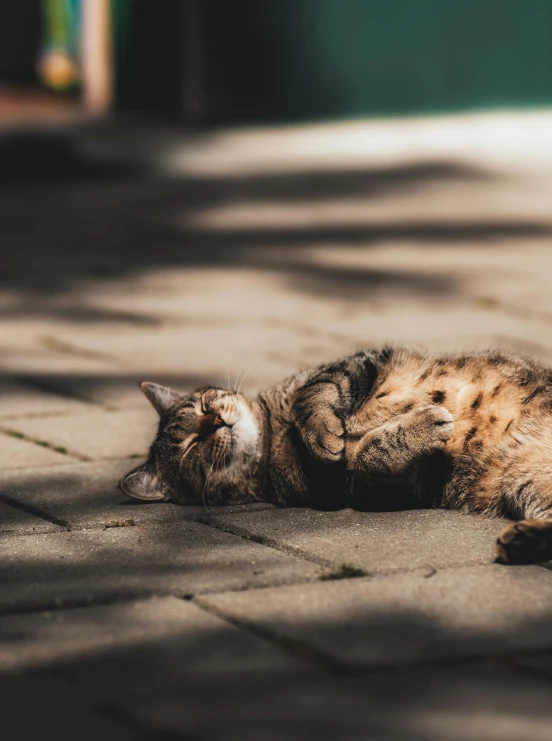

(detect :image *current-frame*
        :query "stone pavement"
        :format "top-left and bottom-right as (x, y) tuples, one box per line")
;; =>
(2, 111), (552, 739)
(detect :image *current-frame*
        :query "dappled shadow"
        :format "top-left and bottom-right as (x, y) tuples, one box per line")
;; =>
(1, 129), (550, 322)
(2, 595), (552, 739)
(10, 370), (209, 406)
(136, 159), (492, 207)
(3, 126), (552, 739)
(2, 458), (552, 738)
(0, 130), (150, 187)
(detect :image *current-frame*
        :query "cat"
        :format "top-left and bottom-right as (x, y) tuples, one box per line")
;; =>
(120, 347), (552, 565)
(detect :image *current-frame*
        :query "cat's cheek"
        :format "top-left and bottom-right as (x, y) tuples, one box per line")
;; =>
(230, 402), (260, 455)
(233, 418), (259, 455)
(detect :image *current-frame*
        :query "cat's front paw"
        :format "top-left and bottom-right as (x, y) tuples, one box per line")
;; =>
(409, 405), (454, 452)
(301, 413), (345, 463)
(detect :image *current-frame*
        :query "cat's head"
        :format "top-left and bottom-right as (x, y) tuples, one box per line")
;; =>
(120, 382), (265, 505)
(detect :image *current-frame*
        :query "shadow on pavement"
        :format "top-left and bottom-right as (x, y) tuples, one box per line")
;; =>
(1, 596), (552, 740)
(1, 129), (550, 315)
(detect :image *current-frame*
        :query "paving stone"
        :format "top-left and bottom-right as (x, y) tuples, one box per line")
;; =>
(0, 379), (92, 419)
(117, 663), (552, 741)
(0, 673), (136, 741)
(0, 521), (321, 610)
(0, 459), (274, 530)
(20, 368), (208, 408)
(7, 407), (159, 460)
(0, 340), (119, 375)
(0, 499), (61, 534)
(0, 595), (297, 677)
(6, 599), (552, 741)
(204, 508), (507, 574)
(201, 564), (552, 668)
(6, 115), (552, 741)
(0, 429), (68, 469)
(14, 599), (552, 741)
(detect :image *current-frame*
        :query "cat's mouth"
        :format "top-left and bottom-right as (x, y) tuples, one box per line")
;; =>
(179, 413), (236, 465)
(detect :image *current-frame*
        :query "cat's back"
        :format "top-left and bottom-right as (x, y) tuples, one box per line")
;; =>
(347, 348), (552, 458)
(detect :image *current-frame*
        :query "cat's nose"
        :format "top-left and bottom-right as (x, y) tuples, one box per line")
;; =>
(198, 413), (230, 437)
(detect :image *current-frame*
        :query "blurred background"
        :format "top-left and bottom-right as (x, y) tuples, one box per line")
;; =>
(4, 4), (552, 739)
(4, 0), (552, 123)
(2, 0), (552, 412)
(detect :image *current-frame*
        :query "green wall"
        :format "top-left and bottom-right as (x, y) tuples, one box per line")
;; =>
(201, 0), (552, 123)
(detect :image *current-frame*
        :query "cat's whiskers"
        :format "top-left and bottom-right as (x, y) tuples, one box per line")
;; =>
(235, 360), (260, 396)
(233, 364), (245, 393)
(202, 461), (215, 512)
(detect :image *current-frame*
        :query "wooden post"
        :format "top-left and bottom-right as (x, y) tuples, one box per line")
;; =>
(81, 0), (113, 116)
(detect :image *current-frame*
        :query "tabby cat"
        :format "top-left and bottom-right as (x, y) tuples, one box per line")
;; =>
(120, 348), (552, 565)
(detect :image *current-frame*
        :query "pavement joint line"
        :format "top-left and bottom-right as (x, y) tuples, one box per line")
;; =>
(0, 494), (70, 531)
(0, 592), (159, 619)
(195, 515), (334, 568)
(0, 503), (279, 536)
(36, 334), (122, 363)
(194, 515), (504, 576)
(93, 703), (207, 741)
(0, 574), (326, 618)
(0, 410), (88, 422)
(190, 595), (514, 678)
(0, 426), (90, 462)
(191, 593), (343, 674)
(14, 375), (109, 408)
(0, 453), (143, 474)
(3, 589), (552, 681)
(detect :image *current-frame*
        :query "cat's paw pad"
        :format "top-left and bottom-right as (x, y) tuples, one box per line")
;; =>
(411, 405), (454, 447)
(496, 520), (552, 564)
(303, 414), (345, 463)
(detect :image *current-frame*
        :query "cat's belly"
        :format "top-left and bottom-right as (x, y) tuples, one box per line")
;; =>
(345, 358), (545, 461)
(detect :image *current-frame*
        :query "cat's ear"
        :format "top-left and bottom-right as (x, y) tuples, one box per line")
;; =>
(140, 381), (181, 415)
(119, 464), (168, 501)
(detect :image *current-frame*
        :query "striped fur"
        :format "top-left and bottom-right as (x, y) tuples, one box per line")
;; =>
(121, 348), (552, 565)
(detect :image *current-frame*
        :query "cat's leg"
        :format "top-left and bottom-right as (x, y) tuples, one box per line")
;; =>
(350, 404), (454, 478)
(496, 518), (552, 564)
(496, 482), (552, 564)
(292, 351), (380, 463)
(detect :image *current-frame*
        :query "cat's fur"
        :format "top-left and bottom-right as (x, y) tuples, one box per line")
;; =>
(120, 347), (552, 565)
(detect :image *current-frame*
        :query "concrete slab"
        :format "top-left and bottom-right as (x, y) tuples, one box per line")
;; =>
(0, 429), (69, 468)
(0, 459), (274, 530)
(6, 407), (158, 460)
(5, 114), (552, 741)
(0, 499), (61, 534)
(0, 379), (92, 419)
(204, 508), (507, 574)
(0, 596), (300, 683)
(116, 662), (552, 741)
(0, 521), (321, 611)
(201, 564), (552, 668)
(18, 368), (208, 408)
(0, 673), (136, 741)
